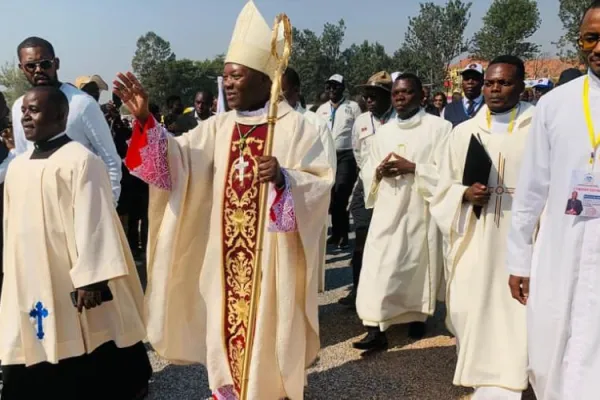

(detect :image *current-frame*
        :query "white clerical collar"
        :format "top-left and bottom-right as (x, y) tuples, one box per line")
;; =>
(588, 69), (600, 91)
(395, 109), (423, 129)
(48, 132), (67, 141)
(236, 102), (269, 117)
(294, 103), (306, 114)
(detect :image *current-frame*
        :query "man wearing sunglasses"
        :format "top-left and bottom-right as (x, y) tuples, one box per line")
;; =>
(507, 1), (600, 399)
(10, 36), (122, 204)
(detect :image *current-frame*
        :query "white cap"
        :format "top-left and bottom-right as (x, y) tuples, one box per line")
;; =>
(391, 71), (401, 81)
(225, 1), (284, 81)
(533, 78), (553, 89)
(461, 63), (484, 75)
(326, 74), (344, 84)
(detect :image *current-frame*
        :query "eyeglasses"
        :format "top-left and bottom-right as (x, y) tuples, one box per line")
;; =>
(578, 33), (600, 52)
(21, 59), (55, 73)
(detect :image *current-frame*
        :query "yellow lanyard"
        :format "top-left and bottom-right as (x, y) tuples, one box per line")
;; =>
(486, 106), (518, 134)
(583, 76), (600, 165)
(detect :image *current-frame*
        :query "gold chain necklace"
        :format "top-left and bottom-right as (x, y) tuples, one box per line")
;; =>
(236, 122), (260, 156)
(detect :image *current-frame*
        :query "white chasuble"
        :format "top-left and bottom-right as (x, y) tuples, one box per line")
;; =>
(356, 110), (450, 330)
(127, 101), (333, 400)
(430, 102), (534, 391)
(298, 104), (337, 294)
(507, 72), (600, 400)
(0, 142), (145, 366)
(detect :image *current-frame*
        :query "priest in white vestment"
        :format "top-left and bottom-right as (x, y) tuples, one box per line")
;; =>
(113, 2), (333, 399)
(506, 5), (600, 399)
(354, 73), (449, 351)
(0, 86), (150, 399)
(431, 55), (534, 399)
(339, 71), (394, 308)
(282, 67), (336, 294)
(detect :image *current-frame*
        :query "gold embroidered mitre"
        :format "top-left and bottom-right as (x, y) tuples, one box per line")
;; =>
(225, 0), (284, 81)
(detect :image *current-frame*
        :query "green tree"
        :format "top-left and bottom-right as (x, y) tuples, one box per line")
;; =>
(0, 61), (31, 106)
(554, 0), (590, 62)
(471, 0), (541, 60)
(290, 20), (347, 102)
(131, 32), (176, 80)
(145, 58), (223, 106)
(403, 0), (472, 89)
(342, 41), (393, 93)
(131, 31), (223, 106)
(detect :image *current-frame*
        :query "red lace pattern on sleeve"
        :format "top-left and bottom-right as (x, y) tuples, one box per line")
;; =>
(124, 116), (171, 190)
(268, 168), (297, 233)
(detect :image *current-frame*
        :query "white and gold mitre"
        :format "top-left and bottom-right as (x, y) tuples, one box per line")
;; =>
(225, 0), (284, 81)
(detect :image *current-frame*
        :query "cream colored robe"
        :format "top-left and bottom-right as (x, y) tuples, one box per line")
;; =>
(430, 103), (534, 391)
(139, 101), (333, 400)
(299, 106), (337, 293)
(356, 110), (449, 330)
(0, 142), (145, 366)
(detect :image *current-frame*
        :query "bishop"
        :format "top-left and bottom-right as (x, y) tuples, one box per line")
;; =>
(114, 2), (333, 399)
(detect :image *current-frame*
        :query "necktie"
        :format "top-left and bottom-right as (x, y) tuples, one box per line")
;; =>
(467, 100), (476, 117)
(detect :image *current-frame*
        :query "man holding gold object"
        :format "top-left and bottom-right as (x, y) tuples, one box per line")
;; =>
(113, 1), (333, 399)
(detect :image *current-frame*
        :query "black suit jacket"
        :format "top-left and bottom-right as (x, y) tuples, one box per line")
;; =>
(171, 113), (199, 136)
(565, 198), (583, 215)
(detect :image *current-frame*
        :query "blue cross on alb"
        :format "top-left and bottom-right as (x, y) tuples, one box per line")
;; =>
(29, 301), (48, 340)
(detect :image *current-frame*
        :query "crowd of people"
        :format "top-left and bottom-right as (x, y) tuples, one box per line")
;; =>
(1, 0), (600, 399)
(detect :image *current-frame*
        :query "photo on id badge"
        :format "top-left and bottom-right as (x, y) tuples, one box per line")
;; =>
(565, 170), (600, 217)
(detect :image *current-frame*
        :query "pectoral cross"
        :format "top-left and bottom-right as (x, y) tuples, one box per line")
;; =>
(235, 155), (249, 183)
(487, 153), (515, 228)
(29, 301), (48, 340)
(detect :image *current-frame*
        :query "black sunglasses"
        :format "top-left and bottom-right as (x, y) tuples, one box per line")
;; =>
(22, 59), (55, 73)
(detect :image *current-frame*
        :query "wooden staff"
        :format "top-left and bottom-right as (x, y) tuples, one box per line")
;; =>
(239, 13), (293, 400)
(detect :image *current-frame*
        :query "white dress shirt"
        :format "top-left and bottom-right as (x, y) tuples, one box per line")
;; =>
(316, 98), (362, 151)
(12, 83), (122, 202)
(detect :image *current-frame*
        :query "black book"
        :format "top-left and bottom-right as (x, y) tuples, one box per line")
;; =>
(462, 134), (492, 219)
(0, 142), (9, 164)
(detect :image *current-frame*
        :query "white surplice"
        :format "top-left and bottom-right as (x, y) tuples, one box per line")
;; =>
(431, 102), (534, 392)
(0, 141), (145, 366)
(297, 104), (337, 293)
(356, 110), (450, 330)
(507, 71), (600, 400)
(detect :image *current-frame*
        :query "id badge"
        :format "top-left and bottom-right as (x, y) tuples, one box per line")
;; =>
(565, 170), (600, 217)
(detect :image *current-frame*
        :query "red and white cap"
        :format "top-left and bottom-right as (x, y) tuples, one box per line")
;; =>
(461, 63), (484, 75)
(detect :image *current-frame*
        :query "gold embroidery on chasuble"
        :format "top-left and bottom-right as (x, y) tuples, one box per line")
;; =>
(487, 153), (515, 228)
(221, 123), (267, 394)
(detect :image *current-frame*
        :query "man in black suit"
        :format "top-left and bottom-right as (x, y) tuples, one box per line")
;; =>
(171, 90), (215, 135)
(565, 191), (584, 215)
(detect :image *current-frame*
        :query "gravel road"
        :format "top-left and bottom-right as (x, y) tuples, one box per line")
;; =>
(0, 233), (533, 399)
(143, 235), (536, 400)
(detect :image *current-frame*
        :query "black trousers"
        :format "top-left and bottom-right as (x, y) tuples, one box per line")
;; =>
(1, 341), (151, 400)
(330, 150), (358, 239)
(0, 182), (4, 295)
(350, 178), (373, 289)
(127, 178), (149, 254)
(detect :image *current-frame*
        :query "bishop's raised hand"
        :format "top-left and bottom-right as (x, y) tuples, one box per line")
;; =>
(113, 72), (150, 123)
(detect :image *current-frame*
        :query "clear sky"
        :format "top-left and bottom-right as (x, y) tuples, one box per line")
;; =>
(1, 0), (563, 92)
